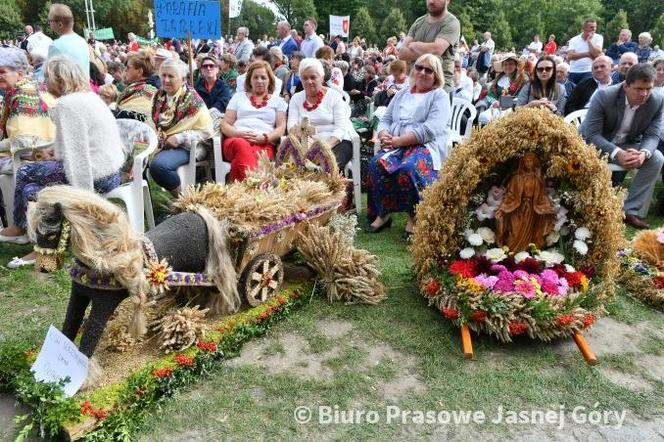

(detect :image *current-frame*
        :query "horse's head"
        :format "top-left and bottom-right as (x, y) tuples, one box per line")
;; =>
(34, 202), (66, 249)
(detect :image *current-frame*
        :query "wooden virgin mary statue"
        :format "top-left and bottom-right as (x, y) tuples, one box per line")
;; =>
(495, 153), (555, 252)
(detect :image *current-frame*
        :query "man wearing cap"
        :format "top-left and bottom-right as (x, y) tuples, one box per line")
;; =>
(399, 0), (460, 93)
(194, 55), (231, 114)
(271, 21), (298, 58)
(566, 18), (604, 85)
(234, 27), (254, 64)
(581, 63), (664, 229)
(47, 3), (89, 75)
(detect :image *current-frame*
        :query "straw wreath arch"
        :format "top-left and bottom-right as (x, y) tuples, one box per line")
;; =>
(412, 108), (624, 342)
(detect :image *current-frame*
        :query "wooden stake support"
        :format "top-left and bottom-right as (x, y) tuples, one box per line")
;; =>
(573, 331), (598, 365)
(460, 323), (473, 359)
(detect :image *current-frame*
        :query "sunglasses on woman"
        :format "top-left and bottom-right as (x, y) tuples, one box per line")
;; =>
(536, 66), (553, 73)
(201, 64), (217, 69)
(414, 64), (434, 75)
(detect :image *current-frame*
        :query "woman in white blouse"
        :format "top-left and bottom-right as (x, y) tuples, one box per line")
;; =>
(287, 58), (353, 170)
(221, 60), (287, 182)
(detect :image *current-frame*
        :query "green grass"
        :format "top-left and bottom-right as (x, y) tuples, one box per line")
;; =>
(1, 196), (663, 440)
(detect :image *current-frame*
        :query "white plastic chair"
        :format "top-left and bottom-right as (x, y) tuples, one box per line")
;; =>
(344, 130), (362, 215)
(449, 97), (477, 146)
(176, 141), (214, 189)
(103, 119), (158, 233)
(212, 134), (231, 184)
(563, 109), (588, 129)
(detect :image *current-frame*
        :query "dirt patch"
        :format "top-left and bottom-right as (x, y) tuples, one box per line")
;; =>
(639, 355), (664, 381)
(317, 320), (353, 339)
(598, 367), (654, 392)
(226, 332), (340, 379)
(550, 317), (642, 357)
(0, 394), (29, 442)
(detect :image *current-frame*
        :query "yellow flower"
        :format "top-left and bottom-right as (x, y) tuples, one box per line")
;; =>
(580, 274), (589, 292)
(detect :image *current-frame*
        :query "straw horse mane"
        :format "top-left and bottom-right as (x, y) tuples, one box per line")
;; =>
(28, 185), (150, 336)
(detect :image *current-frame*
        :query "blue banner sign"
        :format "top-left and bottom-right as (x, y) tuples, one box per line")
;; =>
(155, 0), (222, 39)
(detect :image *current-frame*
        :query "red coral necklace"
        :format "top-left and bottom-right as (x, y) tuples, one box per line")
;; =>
(250, 93), (270, 109)
(303, 89), (325, 111)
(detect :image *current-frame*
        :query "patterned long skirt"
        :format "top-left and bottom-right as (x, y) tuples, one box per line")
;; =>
(13, 160), (121, 229)
(366, 146), (438, 222)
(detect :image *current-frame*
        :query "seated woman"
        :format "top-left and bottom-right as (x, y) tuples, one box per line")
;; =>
(220, 53), (239, 93)
(0, 48), (56, 173)
(515, 55), (566, 114)
(148, 58), (214, 196)
(115, 51), (158, 122)
(194, 55), (231, 115)
(315, 46), (344, 91)
(283, 51), (304, 101)
(477, 53), (528, 125)
(220, 60), (287, 182)
(0, 56), (124, 268)
(287, 58), (354, 171)
(367, 54), (451, 238)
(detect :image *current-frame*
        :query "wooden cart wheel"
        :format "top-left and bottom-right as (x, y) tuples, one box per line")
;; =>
(240, 253), (284, 306)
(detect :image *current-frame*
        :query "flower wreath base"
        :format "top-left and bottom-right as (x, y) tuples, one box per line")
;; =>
(617, 229), (664, 310)
(0, 282), (312, 440)
(412, 108), (624, 363)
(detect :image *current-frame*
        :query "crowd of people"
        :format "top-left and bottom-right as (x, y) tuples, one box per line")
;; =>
(1, 1), (664, 270)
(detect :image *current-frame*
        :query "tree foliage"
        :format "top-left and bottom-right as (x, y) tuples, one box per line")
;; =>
(0, 0), (23, 39)
(653, 13), (664, 48)
(378, 8), (407, 46)
(231, 0), (276, 40)
(273, 0), (316, 31)
(604, 9), (629, 43)
(351, 6), (375, 44)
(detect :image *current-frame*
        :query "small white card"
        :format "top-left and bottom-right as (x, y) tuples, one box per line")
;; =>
(31, 325), (89, 397)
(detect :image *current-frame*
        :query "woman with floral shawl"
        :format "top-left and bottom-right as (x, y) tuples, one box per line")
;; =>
(148, 58), (213, 196)
(115, 51), (158, 122)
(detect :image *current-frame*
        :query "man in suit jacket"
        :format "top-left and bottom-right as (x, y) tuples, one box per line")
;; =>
(234, 27), (254, 64)
(271, 21), (298, 58)
(564, 55), (612, 115)
(581, 63), (664, 229)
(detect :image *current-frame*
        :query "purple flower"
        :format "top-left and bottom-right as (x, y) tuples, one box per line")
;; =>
(494, 271), (515, 292)
(474, 274), (498, 290)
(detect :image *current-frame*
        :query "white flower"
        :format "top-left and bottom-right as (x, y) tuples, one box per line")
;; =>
(554, 207), (568, 231)
(487, 186), (505, 207)
(477, 227), (496, 244)
(475, 203), (495, 221)
(467, 233), (483, 246)
(575, 226), (592, 241)
(460, 248), (475, 259)
(538, 250), (565, 266)
(573, 240), (589, 256)
(485, 247), (507, 262)
(545, 231), (560, 246)
(514, 251), (530, 263)
(564, 264), (576, 273)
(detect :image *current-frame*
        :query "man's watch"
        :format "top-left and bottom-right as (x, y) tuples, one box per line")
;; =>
(641, 149), (652, 160)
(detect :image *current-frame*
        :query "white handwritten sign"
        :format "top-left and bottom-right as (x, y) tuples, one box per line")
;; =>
(31, 326), (89, 397)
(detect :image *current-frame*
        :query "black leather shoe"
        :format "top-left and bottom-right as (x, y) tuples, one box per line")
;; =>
(366, 217), (393, 233)
(624, 213), (650, 229)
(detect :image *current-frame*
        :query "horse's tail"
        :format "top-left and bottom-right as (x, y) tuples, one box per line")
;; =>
(194, 206), (241, 315)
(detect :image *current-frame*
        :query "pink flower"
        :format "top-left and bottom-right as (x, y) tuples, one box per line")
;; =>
(557, 278), (569, 296)
(494, 271), (515, 292)
(541, 279), (559, 295)
(491, 264), (508, 274)
(474, 274), (498, 290)
(513, 270), (529, 280)
(514, 278), (537, 298)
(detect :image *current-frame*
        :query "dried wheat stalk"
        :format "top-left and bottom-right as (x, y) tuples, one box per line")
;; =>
(150, 306), (209, 353)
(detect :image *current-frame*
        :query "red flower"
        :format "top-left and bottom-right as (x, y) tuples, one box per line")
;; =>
(175, 354), (194, 367)
(276, 294), (288, 305)
(555, 314), (575, 327)
(441, 308), (459, 320)
(257, 310), (270, 321)
(565, 271), (584, 288)
(516, 257), (543, 274)
(508, 322), (528, 335)
(80, 401), (93, 415)
(152, 367), (174, 378)
(448, 260), (477, 278)
(470, 310), (488, 322)
(424, 279), (441, 296)
(92, 408), (107, 420)
(196, 341), (217, 352)
(582, 313), (596, 328)
(653, 276), (664, 289)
